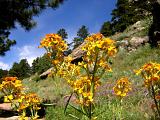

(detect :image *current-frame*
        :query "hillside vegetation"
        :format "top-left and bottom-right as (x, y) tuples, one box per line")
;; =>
(23, 17), (160, 120)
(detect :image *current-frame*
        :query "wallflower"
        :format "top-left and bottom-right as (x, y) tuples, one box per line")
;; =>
(39, 33), (68, 74)
(17, 93), (41, 113)
(0, 77), (23, 102)
(62, 33), (117, 119)
(136, 62), (160, 118)
(107, 46), (117, 56)
(4, 94), (13, 102)
(135, 62), (160, 87)
(39, 33), (67, 51)
(81, 33), (117, 75)
(69, 75), (101, 106)
(113, 77), (132, 97)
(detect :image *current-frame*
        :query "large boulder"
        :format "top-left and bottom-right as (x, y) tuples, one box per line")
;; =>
(0, 103), (12, 111)
(39, 67), (53, 79)
(129, 36), (149, 48)
(70, 42), (86, 64)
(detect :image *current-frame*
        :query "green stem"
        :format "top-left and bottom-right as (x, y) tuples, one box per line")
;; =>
(30, 107), (34, 118)
(89, 103), (92, 120)
(151, 85), (160, 118)
(88, 50), (99, 120)
(90, 51), (99, 94)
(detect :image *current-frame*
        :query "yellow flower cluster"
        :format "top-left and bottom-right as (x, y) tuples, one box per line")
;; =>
(39, 33), (68, 73)
(135, 62), (160, 87)
(82, 33), (117, 56)
(136, 62), (160, 117)
(0, 77), (41, 120)
(72, 76), (100, 106)
(39, 33), (67, 51)
(58, 56), (101, 106)
(40, 33), (117, 119)
(57, 57), (81, 84)
(81, 33), (117, 72)
(17, 93), (41, 112)
(113, 77), (132, 97)
(0, 77), (23, 102)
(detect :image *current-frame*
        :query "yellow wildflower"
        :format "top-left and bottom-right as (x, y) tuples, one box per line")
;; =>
(135, 62), (160, 87)
(113, 77), (132, 97)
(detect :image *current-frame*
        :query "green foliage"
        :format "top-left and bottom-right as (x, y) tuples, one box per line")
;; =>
(0, 31), (16, 56)
(46, 106), (75, 120)
(131, 0), (160, 47)
(32, 57), (40, 74)
(0, 0), (65, 55)
(100, 0), (150, 37)
(111, 0), (146, 32)
(77, 25), (89, 40)
(0, 69), (8, 79)
(32, 54), (52, 74)
(73, 37), (83, 49)
(57, 28), (68, 40)
(73, 25), (89, 49)
(9, 59), (31, 79)
(100, 21), (113, 37)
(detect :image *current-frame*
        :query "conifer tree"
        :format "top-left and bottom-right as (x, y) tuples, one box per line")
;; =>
(0, 0), (65, 55)
(57, 28), (68, 40)
(9, 59), (31, 79)
(73, 25), (89, 49)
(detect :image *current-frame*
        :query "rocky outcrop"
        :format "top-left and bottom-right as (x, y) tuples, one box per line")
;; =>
(129, 36), (149, 48)
(69, 42), (86, 64)
(131, 21), (145, 31)
(39, 67), (53, 79)
(117, 36), (149, 51)
(0, 103), (12, 111)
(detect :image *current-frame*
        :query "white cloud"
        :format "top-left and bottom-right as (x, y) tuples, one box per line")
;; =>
(18, 45), (45, 66)
(0, 61), (10, 70)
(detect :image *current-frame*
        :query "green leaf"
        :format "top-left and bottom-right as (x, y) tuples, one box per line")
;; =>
(69, 104), (87, 116)
(68, 114), (80, 120)
(64, 92), (73, 115)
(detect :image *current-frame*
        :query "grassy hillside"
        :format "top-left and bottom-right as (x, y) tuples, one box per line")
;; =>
(23, 17), (160, 119)
(23, 44), (160, 120)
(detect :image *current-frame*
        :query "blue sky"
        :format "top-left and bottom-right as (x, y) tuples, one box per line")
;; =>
(0, 0), (116, 70)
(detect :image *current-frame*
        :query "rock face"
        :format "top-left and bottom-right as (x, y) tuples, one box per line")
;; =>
(39, 67), (53, 79)
(0, 103), (12, 111)
(131, 21), (145, 31)
(129, 36), (149, 48)
(70, 42), (86, 64)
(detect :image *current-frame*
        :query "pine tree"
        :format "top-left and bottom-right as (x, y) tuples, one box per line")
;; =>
(36, 54), (52, 74)
(31, 54), (52, 74)
(0, 69), (8, 79)
(19, 59), (31, 78)
(100, 0), (149, 36)
(73, 25), (89, 49)
(9, 62), (20, 78)
(111, 0), (146, 32)
(9, 59), (31, 79)
(0, 0), (65, 55)
(57, 28), (68, 40)
(100, 21), (113, 37)
(32, 57), (40, 74)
